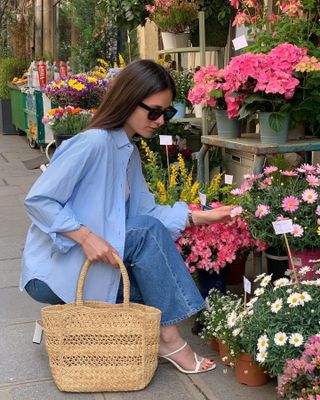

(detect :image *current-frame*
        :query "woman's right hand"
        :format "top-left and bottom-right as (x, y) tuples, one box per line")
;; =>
(81, 231), (120, 267)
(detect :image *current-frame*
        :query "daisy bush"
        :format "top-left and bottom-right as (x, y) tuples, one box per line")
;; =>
(231, 163), (320, 253)
(45, 73), (109, 109)
(237, 272), (320, 377)
(277, 335), (320, 399)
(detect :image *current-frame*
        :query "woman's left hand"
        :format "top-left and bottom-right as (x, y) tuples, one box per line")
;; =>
(191, 205), (234, 226)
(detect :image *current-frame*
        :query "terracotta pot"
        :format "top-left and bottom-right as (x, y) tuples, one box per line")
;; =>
(218, 341), (233, 366)
(210, 337), (219, 352)
(227, 255), (247, 285)
(235, 353), (269, 386)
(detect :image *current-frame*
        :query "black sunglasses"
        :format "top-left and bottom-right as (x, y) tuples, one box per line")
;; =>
(139, 102), (177, 121)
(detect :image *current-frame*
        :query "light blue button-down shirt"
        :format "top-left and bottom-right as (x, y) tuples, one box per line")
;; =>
(20, 128), (189, 303)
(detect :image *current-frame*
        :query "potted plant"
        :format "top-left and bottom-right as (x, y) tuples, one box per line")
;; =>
(187, 65), (241, 138)
(238, 272), (320, 378)
(170, 69), (193, 118)
(277, 335), (320, 399)
(231, 163), (320, 278)
(146, 0), (199, 49)
(223, 43), (309, 143)
(42, 106), (95, 146)
(0, 57), (28, 134)
(44, 73), (109, 109)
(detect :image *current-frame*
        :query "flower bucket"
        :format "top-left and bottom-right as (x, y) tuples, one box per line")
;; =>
(218, 341), (233, 366)
(235, 353), (269, 386)
(226, 255), (247, 285)
(258, 112), (289, 144)
(265, 250), (289, 281)
(210, 338), (220, 352)
(54, 132), (75, 147)
(196, 268), (228, 298)
(172, 102), (186, 119)
(214, 109), (241, 139)
(161, 32), (189, 49)
(291, 248), (320, 280)
(193, 104), (202, 118)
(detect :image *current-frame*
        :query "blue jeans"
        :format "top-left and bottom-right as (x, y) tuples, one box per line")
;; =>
(25, 215), (205, 326)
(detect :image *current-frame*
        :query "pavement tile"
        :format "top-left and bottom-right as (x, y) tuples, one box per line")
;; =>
(0, 258), (20, 288)
(0, 235), (25, 260)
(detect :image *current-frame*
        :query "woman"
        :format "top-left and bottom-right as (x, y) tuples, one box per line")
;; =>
(21, 59), (232, 374)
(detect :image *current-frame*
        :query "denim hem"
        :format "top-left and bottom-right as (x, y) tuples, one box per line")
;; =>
(160, 301), (205, 327)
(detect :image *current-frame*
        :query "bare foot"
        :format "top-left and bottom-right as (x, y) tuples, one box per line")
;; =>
(159, 339), (215, 372)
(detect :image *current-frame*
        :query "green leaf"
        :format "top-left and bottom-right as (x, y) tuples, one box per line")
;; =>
(210, 88), (223, 98)
(269, 113), (286, 132)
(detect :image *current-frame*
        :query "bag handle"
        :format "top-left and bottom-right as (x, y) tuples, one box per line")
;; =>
(75, 253), (130, 307)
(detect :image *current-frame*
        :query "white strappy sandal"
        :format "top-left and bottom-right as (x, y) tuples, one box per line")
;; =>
(159, 341), (216, 374)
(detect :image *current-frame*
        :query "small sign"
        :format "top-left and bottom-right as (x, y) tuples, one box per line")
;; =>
(192, 152), (199, 160)
(225, 174), (233, 185)
(205, 297), (211, 311)
(32, 320), (43, 344)
(159, 135), (173, 145)
(292, 257), (302, 267)
(232, 35), (248, 51)
(272, 219), (293, 235)
(243, 276), (251, 294)
(199, 192), (207, 206)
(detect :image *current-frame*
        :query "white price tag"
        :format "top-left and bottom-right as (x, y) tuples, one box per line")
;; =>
(159, 135), (173, 145)
(205, 297), (211, 311)
(225, 174), (233, 185)
(199, 192), (207, 206)
(232, 35), (248, 51)
(243, 276), (251, 294)
(272, 219), (293, 235)
(32, 320), (43, 344)
(292, 257), (302, 267)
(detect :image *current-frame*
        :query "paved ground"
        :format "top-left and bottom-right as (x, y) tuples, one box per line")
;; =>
(0, 133), (277, 399)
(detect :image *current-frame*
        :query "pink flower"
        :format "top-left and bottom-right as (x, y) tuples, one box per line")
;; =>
(297, 163), (316, 173)
(316, 205), (320, 216)
(281, 170), (298, 176)
(232, 11), (250, 27)
(291, 224), (304, 237)
(264, 166), (278, 174)
(306, 175), (319, 187)
(255, 204), (270, 218)
(229, 0), (239, 9)
(282, 195), (299, 212)
(302, 188), (318, 204)
(230, 206), (243, 217)
(281, 0), (303, 17)
(230, 188), (244, 196)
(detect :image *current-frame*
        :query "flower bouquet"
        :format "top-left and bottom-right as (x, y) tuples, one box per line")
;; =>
(277, 335), (320, 399)
(146, 0), (199, 34)
(170, 69), (193, 106)
(44, 74), (109, 109)
(42, 107), (94, 136)
(231, 163), (320, 255)
(237, 272), (320, 377)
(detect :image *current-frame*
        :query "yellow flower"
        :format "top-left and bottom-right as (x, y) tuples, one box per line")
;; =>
(190, 181), (200, 203)
(207, 173), (223, 198)
(157, 181), (167, 205)
(87, 76), (97, 83)
(68, 79), (78, 86)
(97, 58), (109, 68)
(52, 81), (65, 87)
(141, 139), (156, 164)
(178, 153), (187, 179)
(118, 54), (126, 68)
(169, 164), (178, 187)
(317, 226), (320, 236)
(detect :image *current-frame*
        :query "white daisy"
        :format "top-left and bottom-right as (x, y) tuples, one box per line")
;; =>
(254, 273), (266, 282)
(256, 352), (267, 363)
(227, 311), (237, 328)
(257, 335), (269, 352)
(299, 291), (312, 304)
(289, 333), (303, 347)
(260, 275), (272, 287)
(271, 298), (283, 313)
(274, 278), (290, 288)
(299, 266), (311, 275)
(254, 288), (265, 297)
(232, 328), (241, 337)
(287, 293), (301, 307)
(274, 332), (288, 346)
(246, 297), (258, 308)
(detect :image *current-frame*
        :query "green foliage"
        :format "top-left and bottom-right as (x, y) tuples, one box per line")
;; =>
(52, 112), (92, 135)
(152, 2), (198, 33)
(98, 0), (151, 30)
(0, 58), (28, 99)
(170, 69), (193, 105)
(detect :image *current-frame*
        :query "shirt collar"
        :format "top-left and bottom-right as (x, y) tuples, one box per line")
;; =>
(110, 128), (131, 149)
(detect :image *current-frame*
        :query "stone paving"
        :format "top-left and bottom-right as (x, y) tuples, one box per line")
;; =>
(0, 133), (277, 399)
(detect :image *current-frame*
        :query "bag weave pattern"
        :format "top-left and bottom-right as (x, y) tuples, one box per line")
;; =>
(41, 256), (161, 392)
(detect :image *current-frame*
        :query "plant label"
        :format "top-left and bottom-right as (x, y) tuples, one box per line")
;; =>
(272, 219), (293, 235)
(199, 192), (207, 206)
(243, 276), (251, 294)
(32, 320), (43, 344)
(225, 174), (233, 184)
(192, 152), (199, 160)
(232, 35), (248, 51)
(159, 135), (173, 145)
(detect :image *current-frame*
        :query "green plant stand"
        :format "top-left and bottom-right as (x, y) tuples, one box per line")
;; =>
(24, 90), (45, 148)
(8, 83), (27, 133)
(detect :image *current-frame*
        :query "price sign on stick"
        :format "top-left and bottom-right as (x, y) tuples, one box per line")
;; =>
(199, 192), (207, 206)
(232, 35), (248, 51)
(225, 174), (233, 185)
(272, 219), (300, 288)
(243, 276), (251, 306)
(159, 135), (173, 186)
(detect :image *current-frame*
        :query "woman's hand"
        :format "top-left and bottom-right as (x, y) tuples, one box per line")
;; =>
(191, 205), (234, 226)
(61, 227), (120, 267)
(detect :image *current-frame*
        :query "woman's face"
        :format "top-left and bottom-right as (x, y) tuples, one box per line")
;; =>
(123, 89), (173, 139)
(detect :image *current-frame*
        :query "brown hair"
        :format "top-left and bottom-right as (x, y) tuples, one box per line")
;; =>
(87, 59), (176, 130)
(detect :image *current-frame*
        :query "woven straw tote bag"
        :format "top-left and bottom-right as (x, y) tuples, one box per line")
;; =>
(41, 254), (161, 392)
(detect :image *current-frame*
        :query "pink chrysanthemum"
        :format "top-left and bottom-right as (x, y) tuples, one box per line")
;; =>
(264, 166), (278, 174)
(277, 215), (289, 221)
(297, 163), (316, 173)
(230, 206), (243, 217)
(282, 196), (299, 212)
(302, 188), (318, 204)
(306, 175), (319, 187)
(230, 188), (244, 196)
(255, 204), (270, 218)
(281, 170), (298, 176)
(316, 205), (320, 216)
(291, 224), (304, 237)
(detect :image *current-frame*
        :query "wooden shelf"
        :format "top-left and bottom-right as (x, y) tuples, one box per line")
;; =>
(158, 46), (223, 55)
